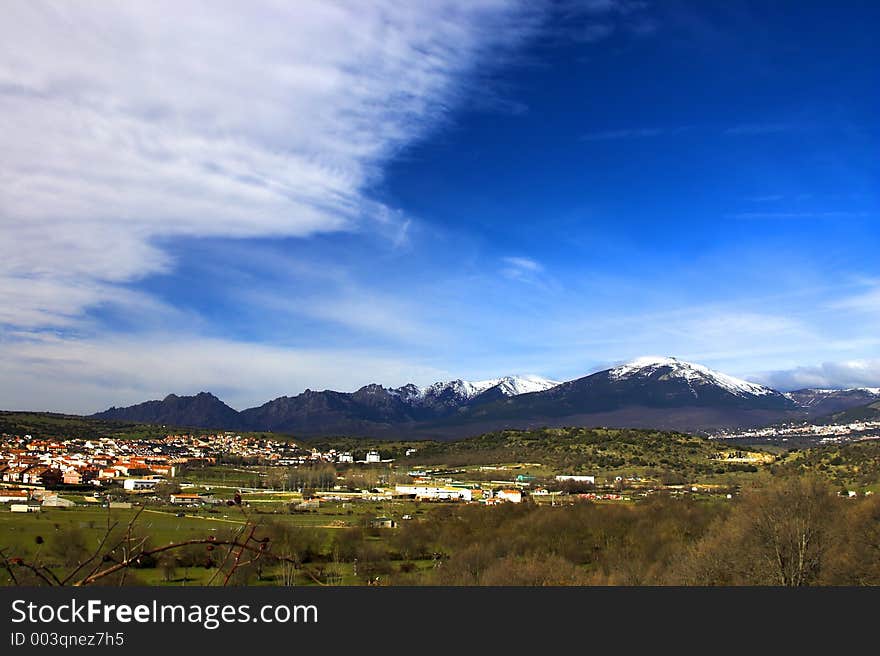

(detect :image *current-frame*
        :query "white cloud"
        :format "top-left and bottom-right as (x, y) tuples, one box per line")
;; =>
(0, 1), (540, 328)
(755, 360), (880, 391)
(0, 332), (451, 413)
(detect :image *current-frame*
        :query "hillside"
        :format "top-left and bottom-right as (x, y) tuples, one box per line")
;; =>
(772, 438), (880, 489)
(0, 411), (279, 442)
(816, 399), (880, 425)
(0, 411), (179, 441)
(93, 392), (243, 429)
(318, 426), (770, 483)
(785, 388), (880, 416)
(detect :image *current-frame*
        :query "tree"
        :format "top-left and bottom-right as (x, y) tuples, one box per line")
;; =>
(677, 477), (839, 586)
(824, 494), (880, 585)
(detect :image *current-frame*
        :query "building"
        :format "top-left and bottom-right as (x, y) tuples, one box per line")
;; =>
(62, 469), (86, 485)
(10, 504), (40, 513)
(365, 451), (381, 464)
(395, 485), (472, 501)
(0, 490), (30, 503)
(148, 464), (176, 477)
(42, 495), (75, 508)
(169, 493), (203, 505)
(3, 465), (29, 482)
(122, 478), (158, 491)
(337, 452), (354, 464)
(555, 475), (596, 485)
(369, 516), (397, 528)
(496, 489), (523, 503)
(22, 466), (60, 486)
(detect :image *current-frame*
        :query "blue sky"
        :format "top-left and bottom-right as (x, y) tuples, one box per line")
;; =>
(1, 1), (879, 412)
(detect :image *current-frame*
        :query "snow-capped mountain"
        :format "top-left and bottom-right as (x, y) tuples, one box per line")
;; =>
(93, 357), (874, 438)
(784, 387), (880, 416)
(459, 355), (797, 423)
(399, 375), (559, 405)
(608, 356), (776, 399)
(226, 374), (560, 435)
(492, 374), (562, 396)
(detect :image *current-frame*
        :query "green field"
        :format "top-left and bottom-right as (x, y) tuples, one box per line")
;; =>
(0, 498), (445, 586)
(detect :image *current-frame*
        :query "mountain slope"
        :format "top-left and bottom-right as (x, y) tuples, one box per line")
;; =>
(92, 392), (242, 429)
(815, 399), (880, 425)
(238, 385), (417, 434)
(784, 388), (880, 417)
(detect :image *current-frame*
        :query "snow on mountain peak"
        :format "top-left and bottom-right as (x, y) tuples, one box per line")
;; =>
(609, 356), (775, 398)
(401, 374), (560, 402)
(492, 374), (562, 396)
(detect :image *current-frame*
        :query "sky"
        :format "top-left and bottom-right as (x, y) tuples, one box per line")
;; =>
(1, 0), (879, 413)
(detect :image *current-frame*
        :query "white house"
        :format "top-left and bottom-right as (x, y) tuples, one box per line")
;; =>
(365, 451), (381, 463)
(122, 478), (158, 491)
(496, 489), (523, 503)
(42, 495), (75, 508)
(169, 493), (203, 505)
(395, 485), (472, 501)
(555, 475), (596, 485)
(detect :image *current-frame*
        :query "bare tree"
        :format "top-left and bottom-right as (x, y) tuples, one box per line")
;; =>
(677, 476), (839, 586)
(0, 506), (313, 587)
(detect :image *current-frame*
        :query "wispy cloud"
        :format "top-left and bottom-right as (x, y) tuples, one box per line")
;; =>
(830, 285), (880, 315)
(730, 211), (871, 220)
(501, 256), (544, 281)
(580, 121), (827, 143)
(0, 1), (541, 329)
(580, 123), (699, 141)
(744, 195), (786, 203)
(581, 127), (667, 141)
(723, 122), (808, 136)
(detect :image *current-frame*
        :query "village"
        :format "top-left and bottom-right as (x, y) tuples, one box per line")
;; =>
(710, 419), (880, 445)
(0, 429), (682, 518)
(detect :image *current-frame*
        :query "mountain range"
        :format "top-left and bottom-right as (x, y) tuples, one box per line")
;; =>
(90, 357), (880, 439)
